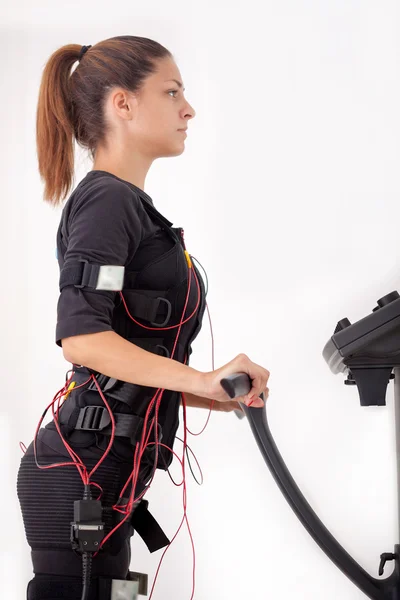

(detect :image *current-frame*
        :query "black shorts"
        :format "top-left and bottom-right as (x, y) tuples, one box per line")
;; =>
(17, 428), (154, 599)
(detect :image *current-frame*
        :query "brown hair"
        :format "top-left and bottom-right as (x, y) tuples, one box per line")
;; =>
(36, 35), (172, 207)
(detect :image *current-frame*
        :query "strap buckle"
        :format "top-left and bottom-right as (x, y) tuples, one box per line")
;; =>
(74, 258), (125, 291)
(74, 259), (93, 289)
(150, 297), (172, 327)
(75, 406), (111, 431)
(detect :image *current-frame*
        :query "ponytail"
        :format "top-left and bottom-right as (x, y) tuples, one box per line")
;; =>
(36, 44), (81, 207)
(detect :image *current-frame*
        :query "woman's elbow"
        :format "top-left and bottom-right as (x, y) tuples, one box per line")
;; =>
(61, 331), (113, 364)
(61, 336), (83, 364)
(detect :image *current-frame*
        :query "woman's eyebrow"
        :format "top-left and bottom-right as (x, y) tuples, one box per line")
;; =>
(165, 79), (185, 90)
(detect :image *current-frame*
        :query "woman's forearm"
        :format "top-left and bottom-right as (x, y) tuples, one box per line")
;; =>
(181, 392), (243, 414)
(181, 392), (218, 410)
(62, 331), (241, 413)
(61, 330), (204, 396)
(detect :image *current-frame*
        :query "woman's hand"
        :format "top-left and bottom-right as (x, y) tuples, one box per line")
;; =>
(197, 353), (270, 408)
(217, 388), (269, 413)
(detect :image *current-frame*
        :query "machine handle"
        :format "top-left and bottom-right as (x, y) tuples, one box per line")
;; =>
(221, 372), (262, 420)
(221, 372), (252, 397)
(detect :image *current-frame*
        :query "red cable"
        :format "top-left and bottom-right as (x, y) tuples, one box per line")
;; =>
(33, 376), (90, 481)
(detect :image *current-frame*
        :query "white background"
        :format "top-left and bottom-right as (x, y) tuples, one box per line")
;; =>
(2, 1), (400, 599)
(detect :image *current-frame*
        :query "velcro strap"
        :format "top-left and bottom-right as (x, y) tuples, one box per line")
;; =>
(60, 261), (141, 292)
(70, 361), (167, 412)
(131, 500), (170, 553)
(75, 406), (146, 445)
(59, 260), (125, 292)
(59, 260), (100, 291)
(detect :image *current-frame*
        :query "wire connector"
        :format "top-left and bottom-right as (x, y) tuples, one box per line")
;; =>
(184, 250), (192, 268)
(70, 497), (105, 553)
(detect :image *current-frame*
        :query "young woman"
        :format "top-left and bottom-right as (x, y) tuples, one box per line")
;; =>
(17, 35), (270, 600)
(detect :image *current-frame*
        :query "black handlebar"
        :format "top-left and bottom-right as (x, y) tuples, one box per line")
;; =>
(221, 372), (254, 398)
(221, 372), (260, 420)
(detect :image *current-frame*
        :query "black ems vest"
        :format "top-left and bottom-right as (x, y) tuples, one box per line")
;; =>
(49, 197), (207, 471)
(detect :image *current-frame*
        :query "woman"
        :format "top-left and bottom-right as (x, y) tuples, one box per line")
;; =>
(17, 35), (270, 600)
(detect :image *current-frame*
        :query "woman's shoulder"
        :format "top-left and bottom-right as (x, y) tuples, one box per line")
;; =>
(59, 170), (152, 231)
(74, 171), (146, 211)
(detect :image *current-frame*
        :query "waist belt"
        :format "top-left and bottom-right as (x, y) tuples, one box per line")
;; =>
(74, 404), (157, 446)
(58, 367), (163, 448)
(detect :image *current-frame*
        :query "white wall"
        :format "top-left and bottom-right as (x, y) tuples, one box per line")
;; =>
(2, 1), (400, 599)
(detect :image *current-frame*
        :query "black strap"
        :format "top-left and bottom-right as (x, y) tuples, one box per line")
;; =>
(70, 353), (169, 413)
(131, 499), (170, 552)
(59, 260), (140, 292)
(59, 259), (101, 291)
(74, 406), (150, 446)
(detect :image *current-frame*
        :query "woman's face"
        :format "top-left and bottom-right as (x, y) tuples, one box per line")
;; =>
(105, 56), (196, 159)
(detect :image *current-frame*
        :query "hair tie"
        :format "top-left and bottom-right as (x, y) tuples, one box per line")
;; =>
(78, 45), (92, 62)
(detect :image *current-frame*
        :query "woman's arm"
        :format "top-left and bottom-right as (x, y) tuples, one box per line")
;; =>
(181, 392), (243, 413)
(62, 330), (204, 396)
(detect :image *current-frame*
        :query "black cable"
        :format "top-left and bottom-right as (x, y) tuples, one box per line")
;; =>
(81, 551), (92, 600)
(190, 255), (208, 296)
(81, 484), (93, 600)
(174, 435), (203, 485)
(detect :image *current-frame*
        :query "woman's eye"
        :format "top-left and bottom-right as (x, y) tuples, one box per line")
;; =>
(168, 89), (179, 97)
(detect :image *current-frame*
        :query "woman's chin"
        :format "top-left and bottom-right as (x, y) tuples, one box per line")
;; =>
(164, 142), (186, 157)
